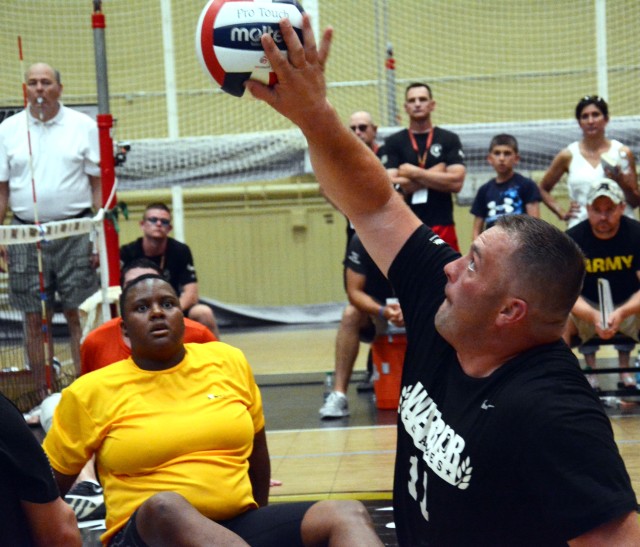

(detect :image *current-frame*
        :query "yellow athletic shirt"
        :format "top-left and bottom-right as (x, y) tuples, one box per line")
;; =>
(43, 342), (265, 544)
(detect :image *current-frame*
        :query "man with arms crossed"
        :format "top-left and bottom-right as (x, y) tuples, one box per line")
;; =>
(247, 15), (640, 545)
(382, 82), (466, 251)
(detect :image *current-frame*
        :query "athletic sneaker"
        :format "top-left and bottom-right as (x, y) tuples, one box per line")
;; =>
(319, 391), (349, 419)
(617, 373), (637, 390)
(64, 481), (106, 521)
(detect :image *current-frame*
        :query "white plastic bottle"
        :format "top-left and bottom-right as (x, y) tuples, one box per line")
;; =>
(619, 150), (631, 175)
(323, 372), (333, 400)
(386, 297), (403, 336)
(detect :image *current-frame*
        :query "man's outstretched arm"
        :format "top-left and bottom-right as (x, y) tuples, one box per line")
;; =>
(246, 16), (420, 276)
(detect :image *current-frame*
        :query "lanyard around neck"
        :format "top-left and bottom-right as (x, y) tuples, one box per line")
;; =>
(408, 129), (434, 168)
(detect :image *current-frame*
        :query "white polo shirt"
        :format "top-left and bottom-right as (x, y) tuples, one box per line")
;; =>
(0, 104), (100, 222)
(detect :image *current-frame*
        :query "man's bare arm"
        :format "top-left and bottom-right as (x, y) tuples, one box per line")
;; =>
(569, 511), (640, 546)
(89, 175), (102, 212)
(0, 181), (9, 224)
(179, 282), (200, 311)
(21, 497), (82, 547)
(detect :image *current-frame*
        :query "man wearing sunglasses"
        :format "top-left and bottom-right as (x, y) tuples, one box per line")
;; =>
(120, 202), (219, 337)
(343, 111), (382, 245)
(348, 112), (379, 155)
(322, 111), (382, 406)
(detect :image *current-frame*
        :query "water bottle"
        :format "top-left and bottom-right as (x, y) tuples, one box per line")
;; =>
(323, 372), (333, 401)
(385, 297), (403, 337)
(619, 151), (631, 175)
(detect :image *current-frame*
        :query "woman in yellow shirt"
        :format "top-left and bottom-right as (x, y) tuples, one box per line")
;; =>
(44, 274), (381, 546)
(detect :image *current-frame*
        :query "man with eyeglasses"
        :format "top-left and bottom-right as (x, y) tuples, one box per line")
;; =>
(381, 83), (466, 251)
(348, 111), (379, 155)
(564, 178), (640, 391)
(120, 202), (219, 337)
(342, 112), (382, 248)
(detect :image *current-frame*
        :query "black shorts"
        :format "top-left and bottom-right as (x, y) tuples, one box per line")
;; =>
(109, 502), (315, 547)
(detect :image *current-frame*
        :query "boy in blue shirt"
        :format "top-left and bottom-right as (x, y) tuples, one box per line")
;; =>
(471, 134), (541, 239)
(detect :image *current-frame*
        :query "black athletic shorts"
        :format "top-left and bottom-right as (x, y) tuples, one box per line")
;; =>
(109, 501), (315, 547)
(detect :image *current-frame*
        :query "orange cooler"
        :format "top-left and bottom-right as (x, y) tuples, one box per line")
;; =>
(371, 334), (407, 409)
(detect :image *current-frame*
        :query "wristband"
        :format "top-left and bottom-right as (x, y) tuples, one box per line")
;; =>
(378, 306), (385, 318)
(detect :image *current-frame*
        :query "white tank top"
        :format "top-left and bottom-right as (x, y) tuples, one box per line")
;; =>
(566, 139), (635, 227)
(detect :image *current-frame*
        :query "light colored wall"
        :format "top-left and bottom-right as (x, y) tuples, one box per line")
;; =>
(117, 180), (348, 305)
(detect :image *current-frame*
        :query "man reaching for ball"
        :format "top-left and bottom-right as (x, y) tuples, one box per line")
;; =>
(246, 14), (640, 546)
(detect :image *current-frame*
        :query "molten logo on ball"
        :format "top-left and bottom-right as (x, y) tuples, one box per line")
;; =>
(228, 24), (284, 47)
(196, 0), (305, 98)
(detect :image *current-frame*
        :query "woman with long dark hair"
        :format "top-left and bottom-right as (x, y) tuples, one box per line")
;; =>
(539, 95), (639, 227)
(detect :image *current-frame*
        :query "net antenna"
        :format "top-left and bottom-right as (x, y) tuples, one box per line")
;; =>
(17, 36), (53, 394)
(92, 0), (121, 322)
(385, 42), (397, 126)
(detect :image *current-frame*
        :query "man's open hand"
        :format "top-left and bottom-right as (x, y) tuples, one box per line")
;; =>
(246, 15), (333, 132)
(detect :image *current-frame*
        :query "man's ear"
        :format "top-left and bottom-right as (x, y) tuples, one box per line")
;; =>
(496, 297), (527, 327)
(120, 319), (128, 339)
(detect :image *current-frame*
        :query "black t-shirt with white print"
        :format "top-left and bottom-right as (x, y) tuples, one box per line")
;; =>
(388, 224), (636, 546)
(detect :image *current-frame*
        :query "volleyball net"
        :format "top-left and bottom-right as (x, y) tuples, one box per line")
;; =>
(0, 216), (107, 412)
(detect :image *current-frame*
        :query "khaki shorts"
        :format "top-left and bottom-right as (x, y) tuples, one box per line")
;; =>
(570, 300), (640, 353)
(8, 231), (98, 313)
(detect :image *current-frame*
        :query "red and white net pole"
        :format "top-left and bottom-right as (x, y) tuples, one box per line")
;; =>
(92, 1), (120, 317)
(385, 42), (398, 126)
(17, 36), (53, 393)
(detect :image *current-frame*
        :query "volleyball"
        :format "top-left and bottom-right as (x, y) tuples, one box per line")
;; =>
(196, 0), (305, 98)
